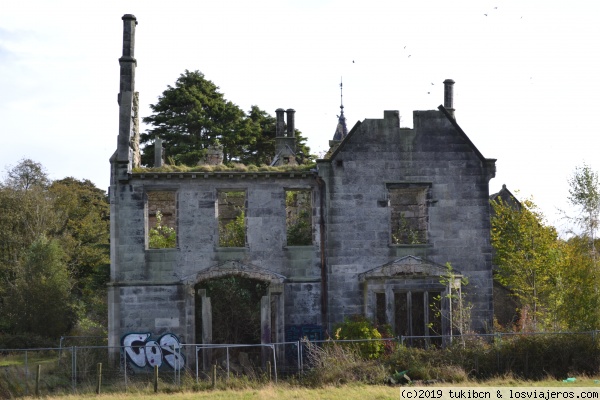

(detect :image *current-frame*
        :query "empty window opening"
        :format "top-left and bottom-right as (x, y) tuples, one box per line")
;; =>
(147, 191), (177, 249)
(389, 186), (428, 245)
(218, 190), (246, 247)
(285, 190), (312, 245)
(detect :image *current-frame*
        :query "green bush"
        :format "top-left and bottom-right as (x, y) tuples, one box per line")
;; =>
(149, 210), (176, 248)
(333, 315), (385, 359)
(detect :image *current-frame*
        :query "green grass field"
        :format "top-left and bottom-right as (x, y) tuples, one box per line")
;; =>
(18, 377), (600, 400)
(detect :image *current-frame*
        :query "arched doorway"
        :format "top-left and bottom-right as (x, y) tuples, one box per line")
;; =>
(192, 261), (286, 369)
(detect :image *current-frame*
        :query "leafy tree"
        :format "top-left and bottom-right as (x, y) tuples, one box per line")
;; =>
(141, 70), (248, 165)
(49, 178), (110, 324)
(0, 160), (58, 280)
(0, 235), (76, 338)
(429, 263), (472, 342)
(558, 236), (600, 330)
(567, 163), (600, 255)
(141, 70), (312, 167)
(242, 105), (276, 166)
(0, 161), (110, 337)
(491, 197), (562, 330)
(2, 158), (49, 191)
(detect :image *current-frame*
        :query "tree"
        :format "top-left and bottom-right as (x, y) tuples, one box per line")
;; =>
(141, 70), (313, 167)
(0, 235), (76, 338)
(491, 197), (563, 330)
(2, 158), (49, 191)
(242, 105), (276, 166)
(0, 160), (58, 280)
(0, 162), (110, 337)
(49, 178), (110, 324)
(558, 236), (600, 330)
(567, 163), (600, 255)
(141, 70), (248, 166)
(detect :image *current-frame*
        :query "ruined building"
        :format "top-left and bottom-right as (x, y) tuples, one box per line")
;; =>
(109, 15), (496, 368)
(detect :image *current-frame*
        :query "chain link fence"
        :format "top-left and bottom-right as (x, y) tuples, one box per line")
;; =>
(2, 331), (600, 396)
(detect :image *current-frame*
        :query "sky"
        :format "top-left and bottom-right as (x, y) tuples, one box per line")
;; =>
(1, 0), (599, 235)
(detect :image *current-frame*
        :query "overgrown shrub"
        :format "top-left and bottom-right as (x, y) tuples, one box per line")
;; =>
(149, 210), (176, 248)
(387, 334), (600, 382)
(302, 340), (387, 387)
(333, 315), (385, 359)
(0, 333), (57, 350)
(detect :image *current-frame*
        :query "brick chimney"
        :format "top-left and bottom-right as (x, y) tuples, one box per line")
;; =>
(443, 79), (455, 119)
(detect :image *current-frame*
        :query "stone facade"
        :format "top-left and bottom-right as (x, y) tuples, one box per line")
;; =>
(109, 15), (497, 362)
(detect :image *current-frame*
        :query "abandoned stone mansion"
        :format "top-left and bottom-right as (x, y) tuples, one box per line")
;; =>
(109, 15), (496, 366)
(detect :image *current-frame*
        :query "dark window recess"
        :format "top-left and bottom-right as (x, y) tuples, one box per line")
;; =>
(389, 187), (428, 244)
(376, 293), (387, 326)
(285, 190), (312, 245)
(218, 190), (246, 247)
(147, 191), (177, 249)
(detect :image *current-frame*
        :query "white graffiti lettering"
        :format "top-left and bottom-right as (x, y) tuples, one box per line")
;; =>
(121, 332), (185, 370)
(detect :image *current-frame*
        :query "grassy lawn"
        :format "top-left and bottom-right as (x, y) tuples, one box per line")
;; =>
(24, 384), (399, 400)
(18, 378), (600, 400)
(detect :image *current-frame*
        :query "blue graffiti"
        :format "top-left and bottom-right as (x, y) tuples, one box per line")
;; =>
(121, 332), (185, 370)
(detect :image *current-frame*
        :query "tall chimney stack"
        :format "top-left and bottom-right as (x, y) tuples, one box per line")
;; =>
(443, 79), (455, 119)
(286, 109), (295, 137)
(116, 14), (138, 177)
(275, 108), (285, 137)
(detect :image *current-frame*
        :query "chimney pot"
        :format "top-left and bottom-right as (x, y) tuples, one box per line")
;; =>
(443, 79), (455, 118)
(286, 109), (295, 137)
(275, 108), (285, 137)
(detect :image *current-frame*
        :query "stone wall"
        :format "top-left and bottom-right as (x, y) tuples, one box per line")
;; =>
(317, 108), (495, 333)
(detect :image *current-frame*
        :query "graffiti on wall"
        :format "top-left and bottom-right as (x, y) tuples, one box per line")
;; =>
(121, 332), (185, 370)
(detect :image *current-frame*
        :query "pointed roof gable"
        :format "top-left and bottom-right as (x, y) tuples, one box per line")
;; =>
(438, 105), (497, 169)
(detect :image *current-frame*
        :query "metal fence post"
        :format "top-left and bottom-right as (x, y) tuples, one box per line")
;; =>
(123, 347), (128, 390)
(195, 345), (199, 384)
(272, 344), (277, 384)
(296, 341), (300, 373)
(24, 350), (29, 396)
(226, 346), (230, 381)
(71, 346), (77, 392)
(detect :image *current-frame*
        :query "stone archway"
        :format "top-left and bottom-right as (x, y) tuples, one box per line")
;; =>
(189, 261), (286, 368)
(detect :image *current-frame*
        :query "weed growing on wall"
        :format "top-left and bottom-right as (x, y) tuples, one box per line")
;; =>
(149, 210), (176, 248)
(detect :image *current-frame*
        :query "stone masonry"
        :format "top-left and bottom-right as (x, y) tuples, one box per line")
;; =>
(109, 15), (496, 364)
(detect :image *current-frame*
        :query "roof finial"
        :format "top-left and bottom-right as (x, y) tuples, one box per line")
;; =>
(332, 77), (348, 141)
(340, 77), (344, 112)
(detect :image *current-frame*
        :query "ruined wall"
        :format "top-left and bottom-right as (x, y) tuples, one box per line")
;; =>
(317, 109), (495, 333)
(109, 172), (323, 347)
